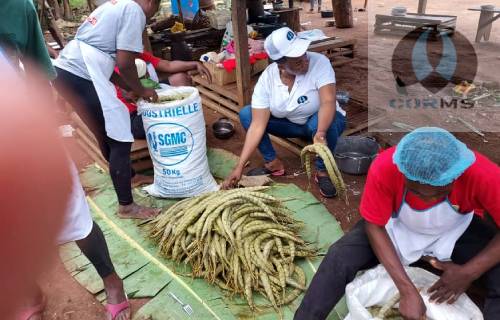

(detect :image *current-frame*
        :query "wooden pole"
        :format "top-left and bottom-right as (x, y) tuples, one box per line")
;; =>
(231, 0), (252, 106)
(417, 0), (427, 14)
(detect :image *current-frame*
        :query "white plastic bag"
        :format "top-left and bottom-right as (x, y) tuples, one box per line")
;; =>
(298, 29), (328, 41)
(138, 86), (218, 198)
(221, 21), (254, 50)
(345, 265), (483, 320)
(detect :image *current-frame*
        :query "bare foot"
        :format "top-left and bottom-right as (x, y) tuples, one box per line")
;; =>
(118, 203), (160, 219)
(264, 158), (285, 172)
(131, 174), (153, 188)
(103, 273), (130, 320)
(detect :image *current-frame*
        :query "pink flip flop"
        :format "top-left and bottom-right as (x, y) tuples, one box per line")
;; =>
(270, 168), (285, 177)
(18, 295), (46, 320)
(106, 300), (130, 320)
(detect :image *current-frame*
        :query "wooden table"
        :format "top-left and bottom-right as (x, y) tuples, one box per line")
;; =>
(374, 13), (457, 38)
(469, 6), (500, 42)
(309, 37), (357, 67)
(270, 7), (302, 32)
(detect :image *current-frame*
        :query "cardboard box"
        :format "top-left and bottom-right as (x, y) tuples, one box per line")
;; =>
(204, 59), (269, 86)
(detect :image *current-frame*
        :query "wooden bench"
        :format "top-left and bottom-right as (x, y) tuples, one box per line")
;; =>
(308, 37), (357, 67)
(469, 6), (500, 42)
(70, 112), (153, 172)
(374, 13), (457, 38)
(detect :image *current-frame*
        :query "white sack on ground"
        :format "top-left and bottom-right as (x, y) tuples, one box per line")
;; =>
(345, 264), (483, 320)
(138, 86), (218, 198)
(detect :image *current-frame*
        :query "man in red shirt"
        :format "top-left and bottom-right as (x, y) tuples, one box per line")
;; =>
(116, 50), (212, 139)
(296, 127), (500, 320)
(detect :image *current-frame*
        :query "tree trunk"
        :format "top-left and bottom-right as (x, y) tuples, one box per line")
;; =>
(86, 0), (95, 11)
(47, 0), (62, 20)
(62, 0), (73, 20)
(332, 0), (353, 28)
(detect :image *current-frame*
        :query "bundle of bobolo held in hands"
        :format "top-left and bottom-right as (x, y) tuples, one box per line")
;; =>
(146, 187), (317, 311)
(301, 143), (347, 202)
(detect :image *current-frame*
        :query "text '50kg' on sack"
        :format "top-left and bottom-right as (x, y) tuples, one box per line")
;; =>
(138, 86), (218, 198)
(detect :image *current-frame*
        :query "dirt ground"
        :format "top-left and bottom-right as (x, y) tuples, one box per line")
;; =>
(41, 1), (499, 318)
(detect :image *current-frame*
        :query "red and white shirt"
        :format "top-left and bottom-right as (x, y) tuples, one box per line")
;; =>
(360, 146), (500, 227)
(115, 51), (161, 113)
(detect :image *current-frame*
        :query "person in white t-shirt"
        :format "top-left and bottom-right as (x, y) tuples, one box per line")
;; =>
(53, 0), (161, 220)
(222, 27), (346, 198)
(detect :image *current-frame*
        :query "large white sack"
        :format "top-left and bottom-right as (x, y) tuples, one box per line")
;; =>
(138, 86), (218, 198)
(345, 265), (483, 320)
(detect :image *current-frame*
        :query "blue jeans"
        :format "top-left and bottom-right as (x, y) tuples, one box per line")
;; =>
(239, 105), (346, 171)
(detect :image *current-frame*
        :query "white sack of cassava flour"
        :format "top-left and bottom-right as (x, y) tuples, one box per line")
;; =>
(138, 85), (218, 198)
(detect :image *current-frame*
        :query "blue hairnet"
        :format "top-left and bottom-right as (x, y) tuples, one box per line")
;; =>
(393, 127), (476, 186)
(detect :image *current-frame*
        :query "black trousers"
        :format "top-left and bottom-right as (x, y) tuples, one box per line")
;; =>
(54, 67), (134, 205)
(75, 222), (114, 278)
(130, 112), (145, 140)
(295, 216), (500, 320)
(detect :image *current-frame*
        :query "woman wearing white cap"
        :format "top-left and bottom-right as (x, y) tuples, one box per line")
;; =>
(222, 27), (346, 198)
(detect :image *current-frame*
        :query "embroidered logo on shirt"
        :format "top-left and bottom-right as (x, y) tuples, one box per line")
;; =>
(287, 31), (294, 41)
(87, 16), (98, 25)
(297, 95), (309, 104)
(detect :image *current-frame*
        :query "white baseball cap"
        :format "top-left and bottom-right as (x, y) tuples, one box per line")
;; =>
(264, 27), (311, 60)
(135, 59), (147, 78)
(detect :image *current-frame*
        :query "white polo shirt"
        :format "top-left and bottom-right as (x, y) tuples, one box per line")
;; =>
(252, 52), (345, 125)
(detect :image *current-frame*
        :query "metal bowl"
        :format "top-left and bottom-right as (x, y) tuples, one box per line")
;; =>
(212, 117), (235, 140)
(321, 10), (334, 18)
(334, 136), (380, 175)
(336, 90), (351, 107)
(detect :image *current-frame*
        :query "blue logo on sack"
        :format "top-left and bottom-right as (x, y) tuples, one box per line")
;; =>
(286, 31), (294, 41)
(146, 122), (194, 166)
(297, 95), (308, 104)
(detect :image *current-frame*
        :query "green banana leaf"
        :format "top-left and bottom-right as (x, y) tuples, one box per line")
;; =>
(141, 78), (162, 89)
(61, 148), (347, 320)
